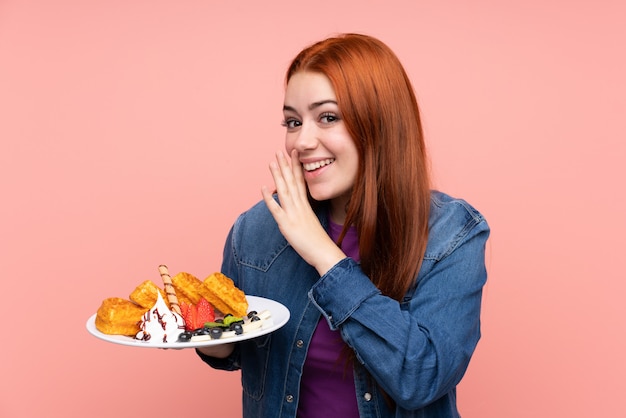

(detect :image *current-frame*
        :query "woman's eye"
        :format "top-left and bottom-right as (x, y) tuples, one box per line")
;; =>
(319, 113), (339, 124)
(281, 118), (301, 129)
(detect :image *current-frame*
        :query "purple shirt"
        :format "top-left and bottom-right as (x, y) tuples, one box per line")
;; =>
(297, 219), (360, 418)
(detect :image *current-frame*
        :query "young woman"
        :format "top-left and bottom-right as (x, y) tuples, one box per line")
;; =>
(197, 33), (490, 418)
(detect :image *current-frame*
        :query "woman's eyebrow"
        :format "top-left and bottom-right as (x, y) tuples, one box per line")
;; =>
(282, 100), (338, 113)
(309, 100), (337, 110)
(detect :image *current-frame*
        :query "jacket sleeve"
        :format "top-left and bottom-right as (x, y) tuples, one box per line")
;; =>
(308, 215), (490, 410)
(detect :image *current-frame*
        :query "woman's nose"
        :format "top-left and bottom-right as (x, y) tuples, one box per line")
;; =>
(292, 122), (318, 151)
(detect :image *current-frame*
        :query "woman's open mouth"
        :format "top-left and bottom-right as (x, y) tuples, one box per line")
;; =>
(302, 158), (335, 172)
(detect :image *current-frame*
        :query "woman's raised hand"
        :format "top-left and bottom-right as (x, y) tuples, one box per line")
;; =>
(261, 150), (345, 276)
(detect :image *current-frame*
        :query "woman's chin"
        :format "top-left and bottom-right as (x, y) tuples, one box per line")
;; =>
(307, 187), (335, 202)
(308, 192), (329, 202)
(307, 188), (351, 207)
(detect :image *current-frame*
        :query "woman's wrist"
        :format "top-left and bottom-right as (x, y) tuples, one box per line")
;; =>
(313, 245), (347, 277)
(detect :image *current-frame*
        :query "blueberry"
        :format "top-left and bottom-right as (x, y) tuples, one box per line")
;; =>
(193, 328), (211, 336)
(229, 323), (244, 335)
(177, 331), (192, 342)
(247, 311), (258, 319)
(250, 315), (261, 322)
(210, 327), (223, 339)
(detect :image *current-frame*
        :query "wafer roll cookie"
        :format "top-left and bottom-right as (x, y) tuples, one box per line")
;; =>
(158, 264), (182, 315)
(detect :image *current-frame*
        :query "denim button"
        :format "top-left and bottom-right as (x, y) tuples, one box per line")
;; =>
(286, 394), (294, 403)
(296, 339), (304, 348)
(364, 392), (372, 401)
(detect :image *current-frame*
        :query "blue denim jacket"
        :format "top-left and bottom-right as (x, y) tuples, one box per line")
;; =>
(198, 190), (490, 418)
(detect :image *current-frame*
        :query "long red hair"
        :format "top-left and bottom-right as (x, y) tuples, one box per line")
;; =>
(286, 34), (431, 301)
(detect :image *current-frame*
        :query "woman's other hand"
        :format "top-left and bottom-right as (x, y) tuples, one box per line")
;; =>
(196, 343), (235, 359)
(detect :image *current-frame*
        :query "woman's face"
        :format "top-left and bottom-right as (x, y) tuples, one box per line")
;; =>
(282, 71), (359, 222)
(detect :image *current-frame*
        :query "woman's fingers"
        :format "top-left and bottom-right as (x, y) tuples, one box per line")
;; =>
(262, 149), (314, 227)
(271, 150), (307, 209)
(268, 159), (288, 200)
(275, 151), (296, 197)
(262, 152), (294, 218)
(289, 149), (308, 197)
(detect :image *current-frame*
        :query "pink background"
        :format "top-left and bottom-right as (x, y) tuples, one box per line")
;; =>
(1, 1), (625, 417)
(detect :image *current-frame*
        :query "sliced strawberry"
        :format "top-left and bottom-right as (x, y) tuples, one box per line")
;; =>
(196, 298), (215, 325)
(189, 304), (199, 331)
(179, 298), (215, 330)
(179, 301), (196, 331)
(180, 301), (190, 319)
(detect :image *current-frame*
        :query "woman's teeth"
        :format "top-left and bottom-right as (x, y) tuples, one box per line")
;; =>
(302, 158), (335, 172)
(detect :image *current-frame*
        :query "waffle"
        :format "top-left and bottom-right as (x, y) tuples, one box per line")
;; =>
(171, 272), (209, 305)
(95, 297), (148, 336)
(203, 272), (248, 317)
(129, 280), (169, 309)
(171, 271), (248, 317)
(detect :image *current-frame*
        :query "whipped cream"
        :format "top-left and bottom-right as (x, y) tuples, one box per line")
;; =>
(135, 292), (185, 343)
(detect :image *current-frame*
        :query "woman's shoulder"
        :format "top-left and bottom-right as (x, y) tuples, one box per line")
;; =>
(426, 190), (490, 260)
(430, 190), (486, 224)
(227, 198), (291, 269)
(233, 198), (280, 236)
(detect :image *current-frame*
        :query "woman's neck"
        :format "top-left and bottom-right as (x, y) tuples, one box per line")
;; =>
(329, 196), (349, 225)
